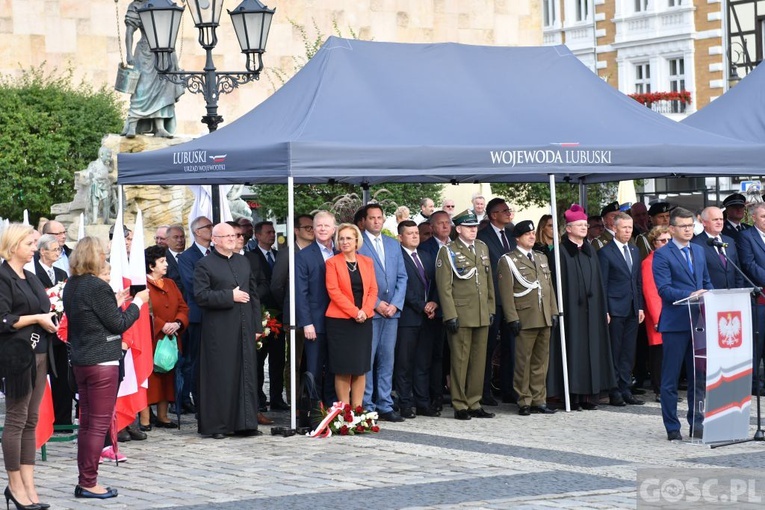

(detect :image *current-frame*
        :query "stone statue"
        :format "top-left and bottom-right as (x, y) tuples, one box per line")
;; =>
(86, 146), (114, 224)
(227, 185), (253, 220)
(120, 0), (185, 139)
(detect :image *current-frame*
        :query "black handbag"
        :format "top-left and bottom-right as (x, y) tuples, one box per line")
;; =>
(0, 326), (37, 399)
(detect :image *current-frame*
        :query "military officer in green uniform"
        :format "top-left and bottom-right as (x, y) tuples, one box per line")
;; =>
(634, 202), (671, 260)
(435, 210), (496, 420)
(497, 220), (559, 416)
(591, 201), (620, 251)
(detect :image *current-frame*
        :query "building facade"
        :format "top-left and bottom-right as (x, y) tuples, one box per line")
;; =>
(542, 0), (763, 209)
(0, 1), (542, 136)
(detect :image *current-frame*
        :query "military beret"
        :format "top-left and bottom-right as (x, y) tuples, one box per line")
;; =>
(600, 201), (620, 217)
(513, 220), (535, 237)
(648, 202), (671, 216)
(722, 193), (746, 208)
(453, 210), (480, 226)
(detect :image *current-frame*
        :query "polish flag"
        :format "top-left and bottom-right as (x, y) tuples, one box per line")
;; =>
(35, 378), (54, 449)
(111, 205), (153, 432)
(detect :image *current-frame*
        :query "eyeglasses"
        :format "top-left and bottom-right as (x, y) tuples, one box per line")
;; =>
(672, 223), (695, 230)
(297, 226), (314, 231)
(44, 247), (62, 253)
(213, 234), (238, 239)
(196, 224), (213, 231)
(656, 238), (670, 244)
(443, 205), (455, 209)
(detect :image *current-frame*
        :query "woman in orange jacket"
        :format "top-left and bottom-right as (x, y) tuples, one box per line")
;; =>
(325, 223), (378, 408)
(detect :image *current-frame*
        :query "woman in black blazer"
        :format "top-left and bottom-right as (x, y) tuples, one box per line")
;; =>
(0, 224), (59, 510)
(62, 237), (148, 500)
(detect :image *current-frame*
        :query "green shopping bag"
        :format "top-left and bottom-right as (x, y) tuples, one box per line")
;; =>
(154, 334), (178, 374)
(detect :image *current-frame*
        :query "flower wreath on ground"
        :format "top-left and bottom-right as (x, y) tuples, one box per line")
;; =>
(308, 402), (380, 437)
(258, 307), (283, 350)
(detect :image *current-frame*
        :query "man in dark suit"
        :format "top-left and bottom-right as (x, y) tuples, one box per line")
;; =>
(653, 207), (713, 441)
(42, 220), (72, 275)
(358, 204), (408, 422)
(177, 216), (213, 413)
(476, 197), (517, 405)
(164, 224), (186, 294)
(692, 206), (744, 290)
(35, 234), (71, 425)
(247, 220), (287, 411)
(295, 211), (337, 405)
(271, 214), (315, 400)
(735, 202), (765, 393)
(419, 211), (452, 261)
(721, 193), (750, 242)
(396, 220), (440, 418)
(598, 212), (645, 407)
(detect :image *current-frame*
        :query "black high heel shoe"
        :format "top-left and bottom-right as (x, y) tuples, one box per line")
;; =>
(3, 487), (40, 510)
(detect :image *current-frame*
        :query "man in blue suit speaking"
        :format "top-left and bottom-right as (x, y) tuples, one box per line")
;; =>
(653, 207), (712, 441)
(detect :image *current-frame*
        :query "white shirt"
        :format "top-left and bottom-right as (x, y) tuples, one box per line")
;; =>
(317, 241), (334, 262)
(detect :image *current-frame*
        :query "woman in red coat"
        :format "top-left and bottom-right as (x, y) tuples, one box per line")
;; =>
(325, 223), (378, 408)
(139, 245), (189, 429)
(641, 226), (671, 402)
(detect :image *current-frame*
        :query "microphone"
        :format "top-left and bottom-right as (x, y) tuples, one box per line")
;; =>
(706, 237), (728, 249)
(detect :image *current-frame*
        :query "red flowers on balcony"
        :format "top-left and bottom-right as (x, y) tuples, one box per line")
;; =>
(628, 90), (693, 106)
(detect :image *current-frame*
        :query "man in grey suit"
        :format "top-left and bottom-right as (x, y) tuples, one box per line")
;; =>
(358, 204), (408, 422)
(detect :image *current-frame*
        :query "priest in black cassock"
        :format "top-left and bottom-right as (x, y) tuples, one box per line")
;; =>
(547, 204), (615, 410)
(194, 222), (263, 439)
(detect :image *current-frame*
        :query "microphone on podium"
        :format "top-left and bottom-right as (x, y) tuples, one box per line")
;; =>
(706, 238), (728, 249)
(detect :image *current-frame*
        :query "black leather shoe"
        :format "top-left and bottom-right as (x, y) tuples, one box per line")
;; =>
(453, 409), (471, 420)
(518, 405), (531, 416)
(117, 429), (131, 442)
(530, 405), (556, 414)
(138, 423), (152, 432)
(631, 388), (646, 395)
(623, 395), (645, 405)
(181, 402), (196, 414)
(400, 408), (416, 419)
(580, 402), (598, 410)
(270, 400), (290, 411)
(667, 430), (683, 441)
(468, 407), (495, 418)
(379, 411), (405, 422)
(432, 398), (443, 412)
(74, 485), (118, 499)
(480, 396), (498, 406)
(155, 420), (179, 429)
(609, 396), (626, 407)
(127, 427), (147, 440)
(234, 429), (263, 437)
(211, 433), (226, 440)
(416, 407), (440, 417)
(33, 503), (49, 509)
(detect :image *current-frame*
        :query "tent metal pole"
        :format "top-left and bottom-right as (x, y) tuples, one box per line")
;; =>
(578, 179), (587, 212)
(288, 176), (297, 430)
(549, 174), (571, 412)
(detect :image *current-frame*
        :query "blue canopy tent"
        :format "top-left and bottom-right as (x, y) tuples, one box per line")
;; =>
(682, 62), (765, 142)
(118, 37), (765, 419)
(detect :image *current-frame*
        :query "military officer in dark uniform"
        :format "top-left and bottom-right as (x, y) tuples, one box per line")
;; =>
(635, 202), (671, 260)
(436, 210), (496, 420)
(591, 201), (620, 251)
(721, 193), (750, 242)
(497, 221), (558, 416)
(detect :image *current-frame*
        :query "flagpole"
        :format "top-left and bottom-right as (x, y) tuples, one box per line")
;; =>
(288, 176), (297, 431)
(549, 174), (571, 412)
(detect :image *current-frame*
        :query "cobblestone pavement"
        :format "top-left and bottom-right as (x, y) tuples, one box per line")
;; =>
(9, 396), (765, 509)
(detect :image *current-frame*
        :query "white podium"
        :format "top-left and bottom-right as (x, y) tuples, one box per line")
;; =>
(677, 289), (754, 444)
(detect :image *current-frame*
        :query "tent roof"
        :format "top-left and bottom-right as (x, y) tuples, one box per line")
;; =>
(682, 63), (765, 143)
(118, 37), (765, 185)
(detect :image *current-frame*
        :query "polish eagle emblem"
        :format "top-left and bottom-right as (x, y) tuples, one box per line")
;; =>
(718, 311), (742, 349)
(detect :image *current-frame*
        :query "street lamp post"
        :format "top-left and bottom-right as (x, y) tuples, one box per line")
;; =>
(137, 0), (275, 221)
